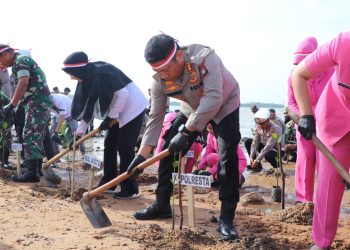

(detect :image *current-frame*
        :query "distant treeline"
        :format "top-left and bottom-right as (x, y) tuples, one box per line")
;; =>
(240, 102), (284, 108)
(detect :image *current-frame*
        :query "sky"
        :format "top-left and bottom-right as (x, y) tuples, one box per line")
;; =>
(2, 0), (349, 104)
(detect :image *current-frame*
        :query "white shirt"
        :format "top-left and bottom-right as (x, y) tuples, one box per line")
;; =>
(108, 82), (148, 127)
(51, 93), (72, 119)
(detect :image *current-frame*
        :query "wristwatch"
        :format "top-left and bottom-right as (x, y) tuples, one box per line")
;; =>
(178, 124), (191, 136)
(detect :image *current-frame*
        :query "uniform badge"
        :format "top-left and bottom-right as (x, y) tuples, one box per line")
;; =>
(165, 83), (181, 92)
(185, 62), (200, 84)
(198, 63), (208, 78)
(164, 81), (174, 85)
(196, 89), (204, 96)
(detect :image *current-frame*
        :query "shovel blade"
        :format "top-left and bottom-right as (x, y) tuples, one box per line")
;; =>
(80, 197), (112, 228)
(42, 166), (62, 186)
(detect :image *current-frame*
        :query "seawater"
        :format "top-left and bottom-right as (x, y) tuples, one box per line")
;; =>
(169, 105), (285, 138)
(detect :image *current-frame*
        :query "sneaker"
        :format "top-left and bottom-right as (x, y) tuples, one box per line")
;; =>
(93, 184), (117, 194)
(113, 191), (140, 199)
(104, 186), (117, 194)
(50, 164), (58, 168)
(3, 163), (16, 170)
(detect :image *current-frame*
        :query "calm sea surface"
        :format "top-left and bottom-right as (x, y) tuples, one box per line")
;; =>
(169, 105), (285, 138)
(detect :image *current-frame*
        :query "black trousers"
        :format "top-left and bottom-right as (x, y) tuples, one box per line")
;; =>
(102, 110), (145, 194)
(44, 126), (55, 160)
(157, 108), (241, 205)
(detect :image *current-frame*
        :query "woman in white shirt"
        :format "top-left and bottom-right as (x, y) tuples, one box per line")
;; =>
(62, 51), (148, 199)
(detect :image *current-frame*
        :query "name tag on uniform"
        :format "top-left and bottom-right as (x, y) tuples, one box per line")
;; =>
(84, 155), (102, 169)
(184, 150), (194, 158)
(11, 143), (22, 152)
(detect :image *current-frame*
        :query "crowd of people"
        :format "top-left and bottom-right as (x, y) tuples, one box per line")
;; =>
(0, 30), (349, 249)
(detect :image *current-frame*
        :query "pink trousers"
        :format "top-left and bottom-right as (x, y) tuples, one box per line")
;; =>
(198, 152), (246, 180)
(295, 129), (318, 202)
(312, 132), (350, 248)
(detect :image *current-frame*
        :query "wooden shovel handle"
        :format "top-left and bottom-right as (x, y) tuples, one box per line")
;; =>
(44, 128), (101, 168)
(287, 107), (350, 184)
(44, 120), (118, 169)
(86, 149), (170, 200)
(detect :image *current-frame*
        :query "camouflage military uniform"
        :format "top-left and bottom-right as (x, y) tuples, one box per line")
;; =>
(12, 54), (52, 160)
(0, 91), (11, 161)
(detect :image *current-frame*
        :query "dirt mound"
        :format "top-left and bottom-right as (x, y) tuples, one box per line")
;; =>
(54, 187), (88, 201)
(132, 225), (217, 249)
(271, 202), (313, 225)
(137, 173), (158, 185)
(31, 185), (88, 201)
(194, 187), (211, 194)
(236, 207), (264, 216)
(0, 169), (12, 181)
(241, 235), (280, 250)
(241, 192), (265, 206)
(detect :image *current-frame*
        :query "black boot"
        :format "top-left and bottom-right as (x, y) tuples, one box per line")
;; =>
(133, 201), (172, 220)
(12, 159), (40, 182)
(217, 201), (238, 241)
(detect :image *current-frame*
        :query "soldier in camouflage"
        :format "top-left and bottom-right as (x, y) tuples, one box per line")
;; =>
(0, 90), (12, 168)
(0, 44), (53, 182)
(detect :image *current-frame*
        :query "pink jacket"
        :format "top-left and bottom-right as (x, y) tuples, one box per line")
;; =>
(155, 112), (202, 173)
(305, 32), (350, 146)
(198, 131), (247, 175)
(288, 37), (334, 114)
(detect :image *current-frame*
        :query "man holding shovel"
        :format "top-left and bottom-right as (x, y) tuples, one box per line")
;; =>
(62, 52), (148, 198)
(127, 34), (241, 241)
(292, 31), (350, 250)
(0, 44), (53, 182)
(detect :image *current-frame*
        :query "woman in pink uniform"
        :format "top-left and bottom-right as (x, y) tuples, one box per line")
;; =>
(288, 37), (334, 203)
(292, 31), (350, 250)
(198, 124), (247, 185)
(155, 111), (202, 173)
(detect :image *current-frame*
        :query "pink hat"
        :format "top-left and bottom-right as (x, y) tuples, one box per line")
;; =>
(293, 37), (318, 65)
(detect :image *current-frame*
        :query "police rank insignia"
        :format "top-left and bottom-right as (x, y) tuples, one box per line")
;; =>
(198, 63), (208, 78)
(185, 62), (199, 84)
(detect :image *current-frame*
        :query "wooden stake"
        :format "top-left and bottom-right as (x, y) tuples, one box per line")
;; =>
(71, 132), (76, 198)
(88, 166), (95, 191)
(178, 153), (184, 230)
(16, 151), (21, 175)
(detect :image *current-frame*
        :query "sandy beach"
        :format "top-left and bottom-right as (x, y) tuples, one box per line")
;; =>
(1, 136), (350, 250)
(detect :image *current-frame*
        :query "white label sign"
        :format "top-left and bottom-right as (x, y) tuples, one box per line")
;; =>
(184, 150), (194, 158)
(11, 143), (22, 152)
(83, 155), (102, 169)
(172, 173), (211, 188)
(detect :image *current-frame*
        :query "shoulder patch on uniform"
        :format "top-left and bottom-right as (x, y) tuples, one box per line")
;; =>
(198, 63), (208, 78)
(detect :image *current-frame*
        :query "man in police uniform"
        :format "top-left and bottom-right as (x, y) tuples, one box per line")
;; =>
(245, 108), (285, 170)
(0, 44), (53, 182)
(127, 34), (241, 240)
